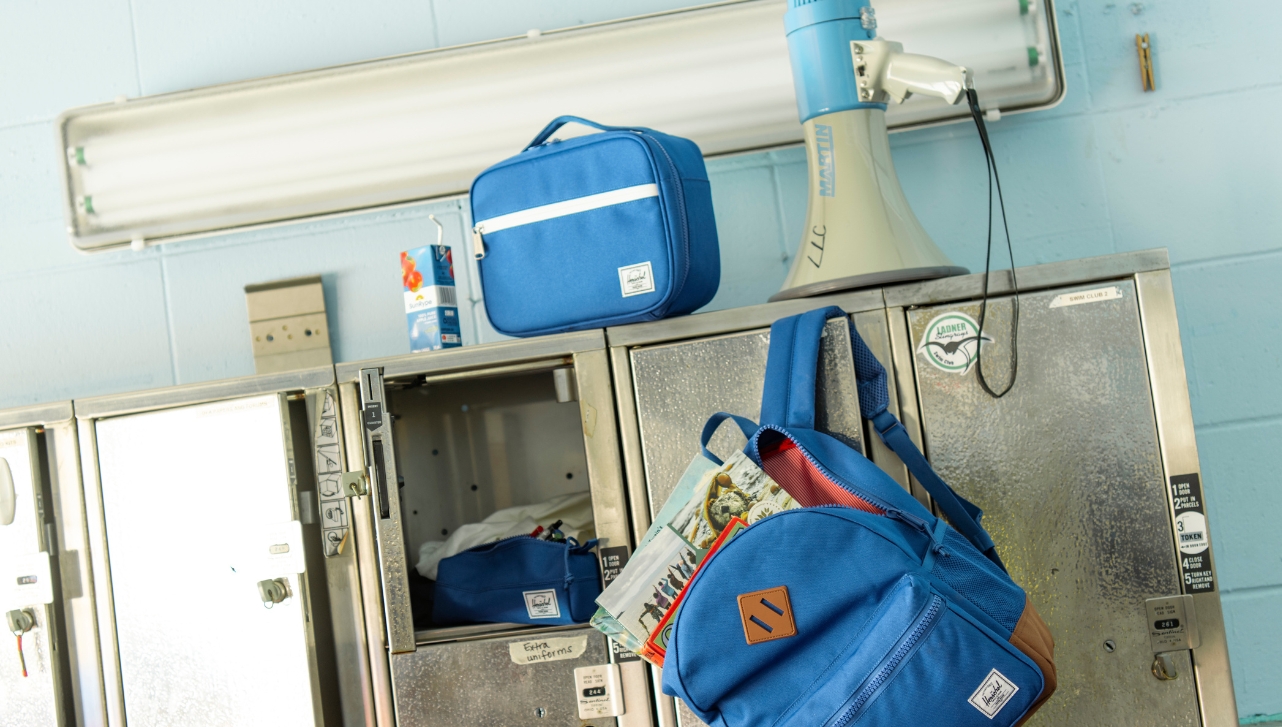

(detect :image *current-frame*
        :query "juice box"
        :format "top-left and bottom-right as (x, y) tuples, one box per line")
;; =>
(401, 245), (462, 352)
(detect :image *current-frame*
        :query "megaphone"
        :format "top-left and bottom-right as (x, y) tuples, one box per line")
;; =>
(772, 0), (973, 302)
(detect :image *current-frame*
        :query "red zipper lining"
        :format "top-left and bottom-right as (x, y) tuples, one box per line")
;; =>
(760, 439), (885, 515)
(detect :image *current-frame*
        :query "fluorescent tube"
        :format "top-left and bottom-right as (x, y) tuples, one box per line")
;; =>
(57, 0), (1062, 250)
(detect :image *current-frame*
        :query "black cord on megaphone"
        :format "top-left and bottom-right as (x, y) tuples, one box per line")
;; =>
(966, 88), (1019, 399)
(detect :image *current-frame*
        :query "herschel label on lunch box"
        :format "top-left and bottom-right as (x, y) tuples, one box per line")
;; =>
(618, 261), (656, 297)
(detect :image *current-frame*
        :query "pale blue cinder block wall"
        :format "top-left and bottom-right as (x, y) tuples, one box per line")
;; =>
(1, 0), (1279, 719)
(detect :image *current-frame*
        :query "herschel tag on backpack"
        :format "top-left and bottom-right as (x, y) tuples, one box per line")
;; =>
(662, 306), (1056, 726)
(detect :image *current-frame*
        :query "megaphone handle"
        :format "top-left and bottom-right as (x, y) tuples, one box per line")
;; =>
(882, 52), (971, 105)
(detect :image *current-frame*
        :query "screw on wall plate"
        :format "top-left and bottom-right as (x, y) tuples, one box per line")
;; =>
(1103, 640), (1116, 652)
(534, 707), (547, 718)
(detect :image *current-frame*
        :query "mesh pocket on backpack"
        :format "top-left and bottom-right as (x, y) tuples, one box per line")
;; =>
(931, 529), (1025, 635)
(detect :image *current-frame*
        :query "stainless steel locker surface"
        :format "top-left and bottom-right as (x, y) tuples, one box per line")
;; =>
(0, 426), (61, 727)
(626, 318), (863, 727)
(391, 627), (616, 726)
(903, 280), (1202, 724)
(629, 319), (864, 516)
(90, 394), (322, 727)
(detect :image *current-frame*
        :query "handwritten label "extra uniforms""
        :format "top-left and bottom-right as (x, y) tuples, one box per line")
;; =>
(507, 635), (589, 665)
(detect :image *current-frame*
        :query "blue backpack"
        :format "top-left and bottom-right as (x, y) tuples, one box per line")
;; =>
(662, 307), (1056, 726)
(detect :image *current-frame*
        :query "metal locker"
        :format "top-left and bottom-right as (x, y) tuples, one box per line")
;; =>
(73, 368), (370, 726)
(606, 287), (913, 727)
(607, 249), (1237, 726)
(0, 402), (90, 727)
(334, 330), (648, 727)
(881, 250), (1237, 725)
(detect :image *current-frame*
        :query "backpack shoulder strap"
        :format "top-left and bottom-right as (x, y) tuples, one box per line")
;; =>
(760, 306), (1006, 571)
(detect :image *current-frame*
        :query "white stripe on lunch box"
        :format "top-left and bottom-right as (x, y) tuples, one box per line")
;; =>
(472, 183), (660, 259)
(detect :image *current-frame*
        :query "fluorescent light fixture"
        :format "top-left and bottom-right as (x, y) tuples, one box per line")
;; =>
(56, 0), (1062, 251)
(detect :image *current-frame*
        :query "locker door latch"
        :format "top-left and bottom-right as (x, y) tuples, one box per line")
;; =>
(340, 471), (369, 497)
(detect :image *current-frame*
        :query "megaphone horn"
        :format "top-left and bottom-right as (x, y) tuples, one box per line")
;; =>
(772, 1), (973, 302)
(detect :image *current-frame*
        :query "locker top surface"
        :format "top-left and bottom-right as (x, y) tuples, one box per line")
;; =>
(334, 328), (604, 383)
(883, 248), (1169, 308)
(73, 366), (334, 420)
(605, 287), (884, 348)
(0, 401), (74, 430)
(605, 250), (1168, 348)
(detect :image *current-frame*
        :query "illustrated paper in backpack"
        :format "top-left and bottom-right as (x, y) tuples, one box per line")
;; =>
(593, 449), (796, 654)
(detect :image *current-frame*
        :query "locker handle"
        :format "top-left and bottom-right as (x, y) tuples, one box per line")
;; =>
(0, 458), (14, 526)
(371, 438), (391, 520)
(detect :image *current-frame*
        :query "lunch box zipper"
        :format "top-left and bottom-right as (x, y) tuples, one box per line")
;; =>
(472, 182), (660, 259)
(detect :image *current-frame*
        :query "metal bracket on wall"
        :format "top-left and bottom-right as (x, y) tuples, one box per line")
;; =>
(245, 275), (333, 374)
(1136, 33), (1155, 91)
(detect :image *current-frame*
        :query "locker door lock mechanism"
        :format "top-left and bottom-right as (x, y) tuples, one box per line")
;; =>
(340, 471), (368, 497)
(6, 609), (34, 635)
(1152, 653), (1178, 681)
(257, 578), (292, 608)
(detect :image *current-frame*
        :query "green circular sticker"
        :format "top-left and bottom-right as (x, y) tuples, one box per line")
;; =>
(917, 312), (993, 374)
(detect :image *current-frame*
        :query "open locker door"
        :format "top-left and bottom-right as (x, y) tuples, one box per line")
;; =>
(354, 367), (416, 655)
(0, 425), (70, 727)
(76, 369), (348, 727)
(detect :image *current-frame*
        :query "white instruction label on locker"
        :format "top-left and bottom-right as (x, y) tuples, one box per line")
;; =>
(508, 635), (588, 665)
(313, 391), (349, 558)
(574, 663), (625, 719)
(0, 552), (53, 608)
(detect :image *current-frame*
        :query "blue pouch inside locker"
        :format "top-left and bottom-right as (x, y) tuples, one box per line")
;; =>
(433, 536), (602, 627)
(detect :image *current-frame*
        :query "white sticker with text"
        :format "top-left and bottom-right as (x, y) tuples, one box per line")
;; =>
(507, 635), (589, 665)
(1049, 286), (1122, 309)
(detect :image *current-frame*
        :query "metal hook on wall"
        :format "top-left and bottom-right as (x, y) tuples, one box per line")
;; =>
(1136, 34), (1155, 92)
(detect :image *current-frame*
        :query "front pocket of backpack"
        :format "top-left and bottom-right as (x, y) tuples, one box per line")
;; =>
(777, 574), (936, 727)
(834, 600), (1046, 727)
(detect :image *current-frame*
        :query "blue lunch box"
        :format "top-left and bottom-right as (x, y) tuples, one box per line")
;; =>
(470, 116), (720, 337)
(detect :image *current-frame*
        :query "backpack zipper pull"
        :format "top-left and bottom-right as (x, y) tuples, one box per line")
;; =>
(472, 225), (486, 260)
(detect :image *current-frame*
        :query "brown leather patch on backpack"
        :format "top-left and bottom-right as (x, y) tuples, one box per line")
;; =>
(738, 586), (797, 645)
(1010, 596), (1057, 725)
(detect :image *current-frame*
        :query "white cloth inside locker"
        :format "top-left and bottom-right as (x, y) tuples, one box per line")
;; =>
(414, 490), (596, 580)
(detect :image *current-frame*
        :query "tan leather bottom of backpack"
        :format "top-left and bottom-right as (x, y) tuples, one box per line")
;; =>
(1010, 597), (1057, 725)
